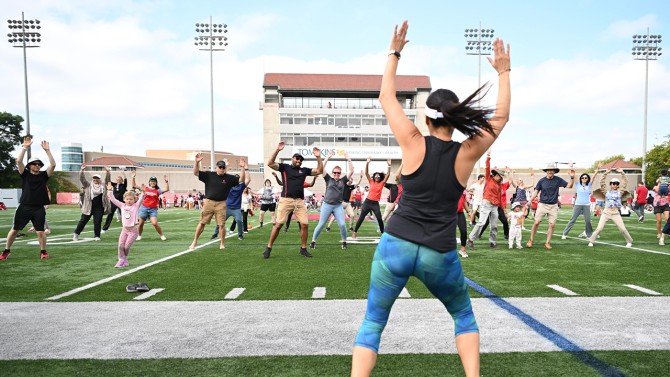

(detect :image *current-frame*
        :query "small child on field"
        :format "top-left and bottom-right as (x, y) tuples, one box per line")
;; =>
(107, 182), (143, 268)
(507, 202), (524, 249)
(656, 169), (669, 197)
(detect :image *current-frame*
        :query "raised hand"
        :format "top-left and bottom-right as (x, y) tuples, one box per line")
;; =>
(277, 141), (285, 151)
(487, 38), (511, 74)
(313, 147), (321, 158)
(389, 20), (409, 53)
(23, 136), (33, 148)
(40, 140), (50, 151)
(195, 153), (203, 162)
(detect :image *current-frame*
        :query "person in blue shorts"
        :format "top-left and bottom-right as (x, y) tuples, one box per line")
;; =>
(351, 21), (511, 377)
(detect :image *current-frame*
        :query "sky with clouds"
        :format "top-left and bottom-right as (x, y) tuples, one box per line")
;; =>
(1, 0), (668, 170)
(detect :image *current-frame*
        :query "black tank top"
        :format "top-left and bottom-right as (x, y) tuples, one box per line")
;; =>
(385, 136), (464, 252)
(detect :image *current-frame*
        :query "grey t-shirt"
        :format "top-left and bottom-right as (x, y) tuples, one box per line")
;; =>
(322, 174), (346, 205)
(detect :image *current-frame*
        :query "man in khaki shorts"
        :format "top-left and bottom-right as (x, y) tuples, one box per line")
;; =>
(527, 163), (575, 249)
(188, 154), (244, 250)
(263, 142), (323, 259)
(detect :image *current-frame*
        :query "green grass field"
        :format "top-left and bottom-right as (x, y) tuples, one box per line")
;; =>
(1, 205), (669, 376)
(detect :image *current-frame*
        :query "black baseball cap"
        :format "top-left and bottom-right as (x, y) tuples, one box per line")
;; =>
(292, 153), (304, 161)
(216, 160), (226, 168)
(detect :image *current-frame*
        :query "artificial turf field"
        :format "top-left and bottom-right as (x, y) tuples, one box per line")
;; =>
(1, 205), (669, 376)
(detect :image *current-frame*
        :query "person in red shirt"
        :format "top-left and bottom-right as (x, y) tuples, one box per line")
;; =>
(633, 181), (649, 222)
(457, 190), (471, 257)
(351, 158), (391, 238)
(132, 172), (170, 241)
(467, 150), (503, 249)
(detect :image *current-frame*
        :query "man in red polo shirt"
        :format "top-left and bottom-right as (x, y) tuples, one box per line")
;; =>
(633, 181), (649, 223)
(466, 150), (503, 249)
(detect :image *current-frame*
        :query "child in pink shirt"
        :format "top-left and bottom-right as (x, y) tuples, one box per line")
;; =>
(107, 183), (143, 268)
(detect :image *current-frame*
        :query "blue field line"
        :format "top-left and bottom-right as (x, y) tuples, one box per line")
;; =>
(466, 277), (627, 377)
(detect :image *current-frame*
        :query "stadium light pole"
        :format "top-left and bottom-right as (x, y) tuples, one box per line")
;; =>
(465, 22), (494, 176)
(7, 12), (41, 160)
(632, 29), (662, 184)
(195, 17), (228, 172)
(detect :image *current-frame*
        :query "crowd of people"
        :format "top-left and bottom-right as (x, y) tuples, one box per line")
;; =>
(3, 20), (670, 377)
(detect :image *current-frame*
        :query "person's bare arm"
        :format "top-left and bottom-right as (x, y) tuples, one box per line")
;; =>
(267, 142), (284, 171)
(16, 136), (31, 175)
(42, 140), (57, 176)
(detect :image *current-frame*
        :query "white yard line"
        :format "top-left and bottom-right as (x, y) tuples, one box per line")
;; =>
(312, 287), (326, 299)
(399, 287), (411, 298)
(547, 284), (579, 296)
(623, 284), (662, 296)
(133, 288), (165, 300)
(225, 288), (246, 299)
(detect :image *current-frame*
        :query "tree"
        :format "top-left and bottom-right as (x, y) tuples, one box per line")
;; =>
(0, 112), (24, 187)
(644, 135), (670, 187)
(47, 172), (80, 203)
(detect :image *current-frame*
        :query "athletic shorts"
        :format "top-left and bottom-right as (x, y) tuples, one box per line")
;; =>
(654, 204), (669, 214)
(12, 204), (46, 231)
(535, 203), (559, 223)
(138, 205), (159, 220)
(275, 197), (308, 225)
(200, 199), (226, 225)
(260, 203), (276, 212)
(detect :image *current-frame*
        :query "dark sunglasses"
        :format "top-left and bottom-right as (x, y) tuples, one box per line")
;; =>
(610, 182), (620, 185)
(332, 171), (341, 174)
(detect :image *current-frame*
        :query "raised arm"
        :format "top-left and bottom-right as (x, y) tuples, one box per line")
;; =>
(356, 171), (364, 186)
(345, 154), (354, 181)
(382, 159), (392, 184)
(566, 168), (576, 189)
(380, 21), (425, 173)
(306, 175), (317, 187)
(79, 165), (89, 187)
(311, 147), (323, 176)
(267, 142), (284, 171)
(322, 151), (335, 171)
(617, 168), (628, 191)
(131, 171), (138, 189)
(272, 171), (283, 186)
(239, 159), (250, 186)
(16, 136), (32, 175)
(103, 166), (111, 185)
(163, 175), (170, 192)
(193, 153), (203, 176)
(364, 157), (372, 182)
(600, 169), (610, 191)
(41, 140), (56, 176)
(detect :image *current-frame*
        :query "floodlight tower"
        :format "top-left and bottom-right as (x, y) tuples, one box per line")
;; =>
(632, 29), (662, 183)
(7, 12), (41, 159)
(195, 17), (228, 171)
(465, 23), (494, 176)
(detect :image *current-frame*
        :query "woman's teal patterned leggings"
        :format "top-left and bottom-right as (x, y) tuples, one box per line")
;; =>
(354, 233), (479, 352)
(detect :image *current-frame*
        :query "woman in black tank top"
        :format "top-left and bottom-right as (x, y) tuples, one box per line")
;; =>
(352, 21), (511, 377)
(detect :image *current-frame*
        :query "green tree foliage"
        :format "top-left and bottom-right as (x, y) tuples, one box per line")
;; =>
(590, 154), (626, 170)
(47, 172), (80, 203)
(644, 136), (670, 187)
(0, 112), (24, 187)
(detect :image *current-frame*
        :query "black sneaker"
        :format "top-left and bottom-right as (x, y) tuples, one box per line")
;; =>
(349, 227), (354, 232)
(309, 241), (315, 249)
(126, 284), (138, 293)
(263, 247), (272, 259)
(238, 236), (244, 240)
(489, 242), (497, 249)
(299, 248), (313, 258)
(210, 234), (218, 240)
(136, 282), (150, 292)
(466, 239), (475, 250)
(326, 227), (330, 232)
(284, 227), (289, 233)
(341, 241), (347, 250)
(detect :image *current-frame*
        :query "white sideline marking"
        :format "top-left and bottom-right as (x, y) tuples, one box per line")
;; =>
(312, 287), (326, 299)
(133, 288), (165, 300)
(624, 284), (662, 296)
(529, 229), (670, 256)
(399, 287), (411, 298)
(45, 234), (238, 301)
(547, 284), (579, 296)
(225, 288), (246, 299)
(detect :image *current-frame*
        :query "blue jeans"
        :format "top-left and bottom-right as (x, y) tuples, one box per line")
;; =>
(312, 202), (347, 241)
(212, 208), (243, 238)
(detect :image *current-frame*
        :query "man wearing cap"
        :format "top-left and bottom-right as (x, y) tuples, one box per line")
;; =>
(526, 163), (575, 249)
(188, 154), (243, 250)
(466, 150), (503, 249)
(263, 142), (323, 258)
(2, 136), (56, 260)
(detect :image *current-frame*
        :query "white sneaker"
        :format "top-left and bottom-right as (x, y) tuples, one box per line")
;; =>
(625, 243), (632, 248)
(458, 250), (469, 258)
(101, 230), (106, 234)
(659, 238), (665, 246)
(73, 234), (79, 241)
(516, 244), (523, 249)
(136, 236), (142, 241)
(94, 237), (101, 241)
(228, 230), (234, 235)
(578, 231), (586, 238)
(44, 229), (51, 235)
(160, 235), (167, 241)
(588, 242), (594, 247)
(561, 235), (567, 240)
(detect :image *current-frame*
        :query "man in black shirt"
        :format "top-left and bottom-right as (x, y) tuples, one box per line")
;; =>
(2, 136), (56, 260)
(263, 142), (322, 258)
(188, 154), (243, 250)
